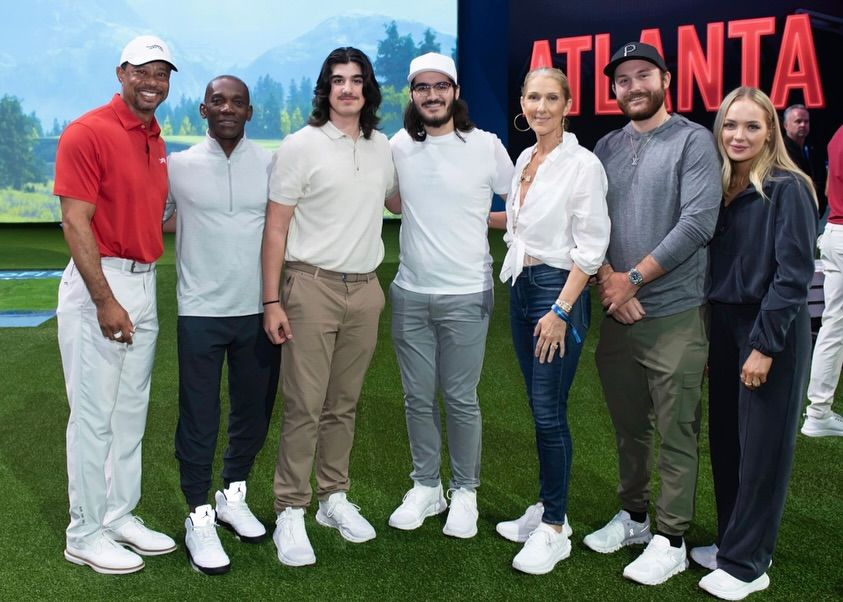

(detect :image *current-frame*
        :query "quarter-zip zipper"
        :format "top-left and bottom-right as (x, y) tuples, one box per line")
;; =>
(227, 157), (233, 212)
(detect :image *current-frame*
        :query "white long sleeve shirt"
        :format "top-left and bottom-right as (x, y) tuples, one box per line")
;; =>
(500, 132), (610, 284)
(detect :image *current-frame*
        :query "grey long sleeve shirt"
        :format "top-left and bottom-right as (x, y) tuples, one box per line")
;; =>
(594, 114), (721, 317)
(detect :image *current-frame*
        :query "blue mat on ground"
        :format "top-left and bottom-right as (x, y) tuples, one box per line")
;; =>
(0, 310), (56, 327)
(0, 270), (63, 280)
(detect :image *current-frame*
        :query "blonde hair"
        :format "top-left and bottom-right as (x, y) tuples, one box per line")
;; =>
(521, 67), (572, 131)
(713, 86), (817, 203)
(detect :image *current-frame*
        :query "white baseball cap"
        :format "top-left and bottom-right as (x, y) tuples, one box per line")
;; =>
(407, 52), (457, 84)
(120, 35), (178, 71)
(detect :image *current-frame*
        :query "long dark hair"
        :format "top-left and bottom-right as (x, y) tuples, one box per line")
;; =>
(308, 47), (381, 139)
(403, 87), (475, 142)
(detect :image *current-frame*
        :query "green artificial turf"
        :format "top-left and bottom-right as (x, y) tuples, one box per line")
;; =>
(0, 223), (840, 601)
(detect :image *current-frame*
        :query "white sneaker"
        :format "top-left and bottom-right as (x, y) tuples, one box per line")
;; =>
(215, 481), (266, 542)
(316, 492), (376, 543)
(442, 488), (478, 539)
(583, 509), (652, 554)
(273, 507), (316, 566)
(699, 568), (770, 600)
(388, 482), (447, 530)
(106, 516), (176, 556)
(496, 503), (573, 543)
(690, 543), (719, 570)
(623, 534), (688, 585)
(185, 505), (230, 575)
(64, 533), (144, 574)
(512, 523), (572, 575)
(801, 411), (843, 437)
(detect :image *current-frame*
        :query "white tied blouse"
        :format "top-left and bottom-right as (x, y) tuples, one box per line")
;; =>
(499, 132), (611, 284)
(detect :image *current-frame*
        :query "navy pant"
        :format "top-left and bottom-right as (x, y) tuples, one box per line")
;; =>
(509, 265), (589, 525)
(175, 314), (280, 506)
(708, 303), (810, 581)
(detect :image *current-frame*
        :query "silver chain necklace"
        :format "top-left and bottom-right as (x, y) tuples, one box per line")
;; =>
(629, 133), (655, 166)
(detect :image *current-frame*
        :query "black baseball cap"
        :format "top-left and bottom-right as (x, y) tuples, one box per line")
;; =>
(603, 42), (667, 78)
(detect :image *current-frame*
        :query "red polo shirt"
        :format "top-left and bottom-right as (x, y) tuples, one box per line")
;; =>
(54, 94), (168, 263)
(828, 125), (843, 225)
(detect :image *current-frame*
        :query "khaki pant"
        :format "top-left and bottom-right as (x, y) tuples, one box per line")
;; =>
(273, 264), (384, 510)
(595, 306), (707, 536)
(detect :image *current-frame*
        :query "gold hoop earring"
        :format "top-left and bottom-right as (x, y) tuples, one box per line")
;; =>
(513, 113), (531, 133)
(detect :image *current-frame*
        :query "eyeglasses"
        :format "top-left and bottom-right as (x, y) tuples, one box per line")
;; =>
(411, 81), (454, 95)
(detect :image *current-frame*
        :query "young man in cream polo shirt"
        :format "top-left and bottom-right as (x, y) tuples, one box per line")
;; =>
(261, 47), (396, 567)
(385, 53), (513, 538)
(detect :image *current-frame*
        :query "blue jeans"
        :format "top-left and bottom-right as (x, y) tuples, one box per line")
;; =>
(509, 264), (590, 525)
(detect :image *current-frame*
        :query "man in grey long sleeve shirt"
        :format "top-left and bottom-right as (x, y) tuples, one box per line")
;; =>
(581, 42), (721, 586)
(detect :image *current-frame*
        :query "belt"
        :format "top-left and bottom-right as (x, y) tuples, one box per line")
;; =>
(101, 257), (156, 273)
(286, 261), (375, 283)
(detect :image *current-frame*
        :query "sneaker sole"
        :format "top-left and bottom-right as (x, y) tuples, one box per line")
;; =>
(388, 500), (448, 530)
(112, 538), (177, 556)
(583, 531), (652, 554)
(512, 543), (572, 575)
(623, 558), (689, 585)
(216, 518), (268, 543)
(801, 427), (843, 437)
(699, 572), (770, 600)
(442, 521), (478, 539)
(185, 546), (230, 575)
(315, 510), (375, 543)
(64, 548), (144, 575)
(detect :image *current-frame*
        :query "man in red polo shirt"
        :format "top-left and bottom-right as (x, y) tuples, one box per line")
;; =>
(54, 35), (178, 575)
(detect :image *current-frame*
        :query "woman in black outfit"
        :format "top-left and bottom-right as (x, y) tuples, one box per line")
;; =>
(694, 87), (817, 601)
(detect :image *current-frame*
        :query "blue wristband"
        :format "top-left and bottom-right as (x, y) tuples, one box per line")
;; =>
(551, 303), (583, 344)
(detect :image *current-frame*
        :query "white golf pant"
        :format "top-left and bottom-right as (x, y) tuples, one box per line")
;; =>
(57, 259), (158, 547)
(807, 224), (843, 418)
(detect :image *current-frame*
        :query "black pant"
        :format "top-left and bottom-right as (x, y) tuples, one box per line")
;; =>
(707, 303), (810, 581)
(175, 314), (280, 506)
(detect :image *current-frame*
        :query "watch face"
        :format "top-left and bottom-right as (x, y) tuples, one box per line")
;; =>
(629, 269), (644, 286)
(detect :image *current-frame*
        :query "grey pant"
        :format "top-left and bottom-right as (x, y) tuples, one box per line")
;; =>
(390, 283), (492, 490)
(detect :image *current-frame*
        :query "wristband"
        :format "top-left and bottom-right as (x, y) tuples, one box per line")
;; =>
(262, 299), (280, 306)
(551, 303), (583, 344)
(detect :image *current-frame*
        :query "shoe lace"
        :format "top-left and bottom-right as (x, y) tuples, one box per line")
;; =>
(328, 498), (362, 522)
(523, 527), (553, 551)
(279, 509), (305, 544)
(446, 488), (473, 511)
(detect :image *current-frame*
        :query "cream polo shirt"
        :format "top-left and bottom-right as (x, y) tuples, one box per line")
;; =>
(269, 121), (396, 273)
(500, 132), (611, 284)
(390, 128), (513, 294)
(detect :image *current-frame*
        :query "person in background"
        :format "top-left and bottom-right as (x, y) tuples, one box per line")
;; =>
(801, 124), (843, 438)
(693, 86), (817, 601)
(493, 67), (609, 575)
(782, 104), (826, 220)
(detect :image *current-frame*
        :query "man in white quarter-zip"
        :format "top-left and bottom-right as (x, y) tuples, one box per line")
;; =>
(165, 75), (280, 575)
(385, 53), (513, 539)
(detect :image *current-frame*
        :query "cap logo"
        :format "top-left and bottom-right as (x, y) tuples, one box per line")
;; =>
(623, 44), (637, 56)
(146, 44), (163, 52)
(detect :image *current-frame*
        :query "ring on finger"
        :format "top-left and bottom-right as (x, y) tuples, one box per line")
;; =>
(113, 331), (123, 339)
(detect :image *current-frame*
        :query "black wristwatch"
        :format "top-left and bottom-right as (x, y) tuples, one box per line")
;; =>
(628, 268), (644, 287)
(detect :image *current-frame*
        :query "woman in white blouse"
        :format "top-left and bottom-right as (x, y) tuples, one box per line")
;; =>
(492, 67), (610, 575)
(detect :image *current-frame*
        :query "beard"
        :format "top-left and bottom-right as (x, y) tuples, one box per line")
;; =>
(619, 87), (666, 121)
(417, 98), (454, 128)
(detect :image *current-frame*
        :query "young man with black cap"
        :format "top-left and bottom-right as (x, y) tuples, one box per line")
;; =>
(582, 42), (720, 585)
(54, 34), (178, 574)
(385, 52), (513, 539)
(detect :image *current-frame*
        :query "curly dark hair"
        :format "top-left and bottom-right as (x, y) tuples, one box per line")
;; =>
(403, 89), (475, 142)
(308, 47), (381, 139)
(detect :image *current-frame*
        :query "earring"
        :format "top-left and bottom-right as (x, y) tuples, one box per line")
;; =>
(513, 113), (531, 133)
